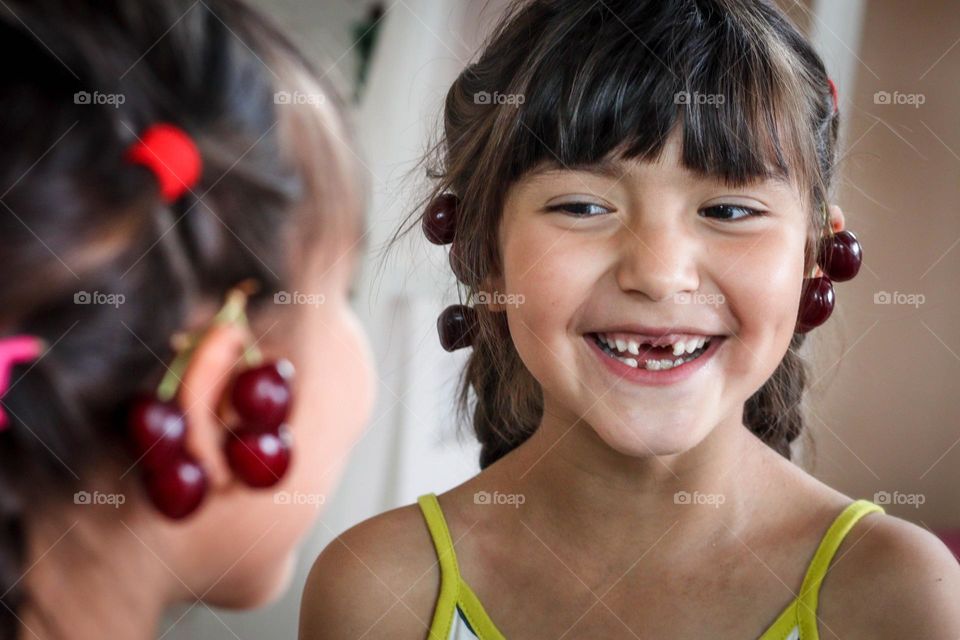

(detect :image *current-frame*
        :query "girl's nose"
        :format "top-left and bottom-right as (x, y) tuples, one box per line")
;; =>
(613, 218), (700, 302)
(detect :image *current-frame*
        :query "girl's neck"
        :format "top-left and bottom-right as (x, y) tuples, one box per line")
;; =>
(492, 410), (779, 555)
(21, 510), (180, 640)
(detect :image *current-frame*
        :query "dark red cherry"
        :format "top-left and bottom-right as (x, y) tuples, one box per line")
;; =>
(127, 395), (187, 471)
(437, 304), (478, 352)
(422, 193), (459, 245)
(230, 360), (294, 431)
(817, 230), (862, 282)
(143, 455), (208, 520)
(224, 425), (292, 488)
(796, 276), (835, 332)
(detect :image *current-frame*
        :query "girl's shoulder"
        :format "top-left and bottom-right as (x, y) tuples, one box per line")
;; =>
(814, 500), (960, 639)
(782, 460), (960, 639)
(299, 500), (440, 639)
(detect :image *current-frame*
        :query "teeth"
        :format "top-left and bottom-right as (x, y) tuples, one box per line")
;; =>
(627, 339), (640, 355)
(615, 338), (627, 352)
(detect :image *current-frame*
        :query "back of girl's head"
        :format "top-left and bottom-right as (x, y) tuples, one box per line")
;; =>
(0, 0), (360, 633)
(412, 0), (839, 468)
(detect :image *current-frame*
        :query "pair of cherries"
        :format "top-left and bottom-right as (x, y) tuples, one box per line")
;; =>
(423, 193), (479, 351)
(127, 359), (294, 520)
(796, 229), (863, 332)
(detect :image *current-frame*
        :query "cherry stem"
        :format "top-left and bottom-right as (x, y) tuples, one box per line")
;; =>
(155, 281), (263, 401)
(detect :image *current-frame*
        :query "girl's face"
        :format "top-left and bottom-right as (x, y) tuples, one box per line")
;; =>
(495, 128), (808, 457)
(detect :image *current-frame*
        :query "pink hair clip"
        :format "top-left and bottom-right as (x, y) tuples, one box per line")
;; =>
(125, 123), (202, 203)
(0, 335), (45, 431)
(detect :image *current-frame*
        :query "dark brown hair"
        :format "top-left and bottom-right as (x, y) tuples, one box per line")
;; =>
(0, 0), (360, 636)
(396, 0), (840, 469)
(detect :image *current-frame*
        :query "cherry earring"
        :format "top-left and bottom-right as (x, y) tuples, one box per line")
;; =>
(127, 365), (208, 521)
(423, 193), (458, 245)
(817, 229), (862, 281)
(795, 228), (863, 333)
(127, 282), (295, 519)
(438, 304), (478, 352)
(224, 359), (295, 488)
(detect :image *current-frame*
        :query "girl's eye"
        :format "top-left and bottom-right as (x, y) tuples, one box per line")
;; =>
(546, 202), (611, 217)
(699, 204), (765, 221)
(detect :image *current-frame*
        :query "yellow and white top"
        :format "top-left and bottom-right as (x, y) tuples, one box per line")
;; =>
(417, 493), (884, 640)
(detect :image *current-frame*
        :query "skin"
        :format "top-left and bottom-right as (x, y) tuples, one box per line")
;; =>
(300, 128), (960, 639)
(21, 222), (376, 639)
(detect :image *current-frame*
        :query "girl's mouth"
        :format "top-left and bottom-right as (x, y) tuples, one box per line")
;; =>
(587, 332), (717, 371)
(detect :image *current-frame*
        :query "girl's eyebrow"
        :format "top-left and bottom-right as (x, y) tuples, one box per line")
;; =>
(530, 158), (793, 192)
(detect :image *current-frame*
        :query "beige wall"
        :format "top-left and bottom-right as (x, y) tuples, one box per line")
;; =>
(798, 0), (960, 528)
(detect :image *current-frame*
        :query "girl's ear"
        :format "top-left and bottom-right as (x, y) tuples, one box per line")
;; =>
(176, 320), (249, 489)
(828, 204), (846, 233)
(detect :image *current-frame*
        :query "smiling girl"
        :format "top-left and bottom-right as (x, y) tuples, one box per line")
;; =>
(301, 1), (960, 638)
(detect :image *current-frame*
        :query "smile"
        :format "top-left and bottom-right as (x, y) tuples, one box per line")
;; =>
(584, 331), (726, 385)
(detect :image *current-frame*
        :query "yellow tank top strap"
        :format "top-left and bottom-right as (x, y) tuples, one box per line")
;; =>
(417, 493), (463, 639)
(795, 499), (885, 638)
(417, 493), (507, 640)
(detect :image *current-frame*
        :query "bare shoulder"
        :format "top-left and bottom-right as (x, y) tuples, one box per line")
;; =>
(819, 507), (960, 639)
(298, 501), (439, 640)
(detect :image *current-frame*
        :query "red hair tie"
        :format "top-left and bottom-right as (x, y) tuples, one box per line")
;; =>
(125, 123), (202, 203)
(827, 77), (839, 114)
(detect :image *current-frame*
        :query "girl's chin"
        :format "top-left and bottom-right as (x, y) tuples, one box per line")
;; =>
(205, 552), (298, 610)
(590, 418), (713, 459)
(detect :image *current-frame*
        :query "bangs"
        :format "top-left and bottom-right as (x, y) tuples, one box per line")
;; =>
(504, 0), (817, 191)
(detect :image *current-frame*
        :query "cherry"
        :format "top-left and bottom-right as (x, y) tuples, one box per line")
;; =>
(437, 304), (478, 352)
(422, 193), (458, 245)
(127, 394), (187, 471)
(224, 425), (292, 488)
(143, 455), (208, 520)
(817, 230), (862, 282)
(796, 276), (835, 332)
(230, 360), (294, 431)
